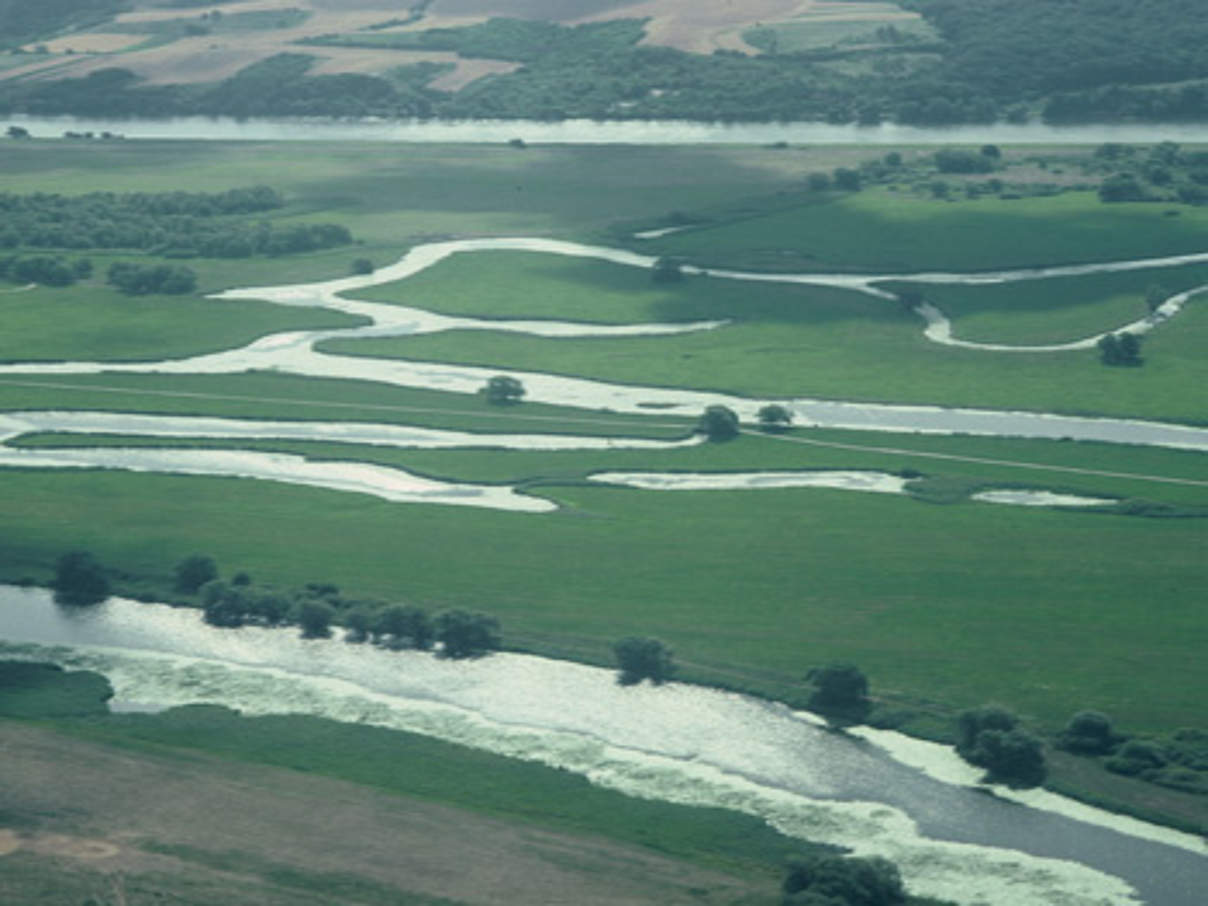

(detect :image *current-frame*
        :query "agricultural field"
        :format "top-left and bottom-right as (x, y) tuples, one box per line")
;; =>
(1, 134), (1207, 903)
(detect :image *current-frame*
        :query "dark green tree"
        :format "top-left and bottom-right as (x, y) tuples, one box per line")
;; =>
(372, 604), (434, 650)
(613, 636), (675, 686)
(696, 404), (740, 441)
(956, 705), (1046, 787)
(201, 580), (249, 628)
(1058, 710), (1118, 755)
(651, 256), (684, 283)
(297, 599), (335, 639)
(782, 854), (906, 906)
(351, 257), (374, 275)
(434, 610), (500, 658)
(806, 662), (870, 719)
(51, 550), (110, 607)
(482, 374), (525, 405)
(1098, 332), (1142, 366)
(757, 404), (793, 432)
(173, 554), (218, 594)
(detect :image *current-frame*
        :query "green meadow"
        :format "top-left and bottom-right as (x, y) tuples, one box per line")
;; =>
(0, 282), (363, 363)
(648, 188), (1208, 273)
(0, 138), (1206, 833)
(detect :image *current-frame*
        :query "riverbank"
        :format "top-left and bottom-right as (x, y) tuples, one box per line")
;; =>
(1, 588), (1203, 906)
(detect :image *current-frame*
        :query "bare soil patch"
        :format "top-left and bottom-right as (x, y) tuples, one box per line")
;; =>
(0, 722), (762, 906)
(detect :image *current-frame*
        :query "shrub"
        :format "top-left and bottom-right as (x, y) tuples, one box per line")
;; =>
(51, 551), (110, 607)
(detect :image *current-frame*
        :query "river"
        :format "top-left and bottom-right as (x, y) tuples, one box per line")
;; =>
(0, 586), (1203, 906)
(6, 114), (1208, 145)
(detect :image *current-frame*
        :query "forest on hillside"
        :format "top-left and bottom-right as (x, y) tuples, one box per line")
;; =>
(3, 0), (1208, 123)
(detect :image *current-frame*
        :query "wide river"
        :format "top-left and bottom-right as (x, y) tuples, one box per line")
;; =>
(7, 114), (1208, 145)
(0, 586), (1203, 906)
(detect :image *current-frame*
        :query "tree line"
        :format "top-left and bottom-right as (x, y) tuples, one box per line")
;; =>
(0, 187), (352, 259)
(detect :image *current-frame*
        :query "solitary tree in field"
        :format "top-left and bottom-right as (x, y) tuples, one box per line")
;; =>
(1098, 332), (1143, 366)
(482, 375), (525, 405)
(696, 405), (740, 441)
(757, 404), (793, 432)
(52, 550), (110, 607)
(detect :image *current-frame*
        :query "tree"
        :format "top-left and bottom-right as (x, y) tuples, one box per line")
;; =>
(613, 636), (675, 685)
(52, 551), (110, 607)
(782, 855), (906, 906)
(1098, 332), (1142, 366)
(757, 404), (793, 432)
(201, 580), (249, 628)
(434, 610), (500, 658)
(1144, 284), (1168, 314)
(351, 257), (374, 275)
(696, 405), (739, 441)
(297, 599), (335, 639)
(482, 374), (525, 405)
(955, 705), (1046, 787)
(6, 126), (30, 139)
(1058, 710), (1118, 755)
(372, 604), (433, 650)
(343, 607), (373, 643)
(651, 256), (684, 283)
(173, 554), (218, 594)
(806, 662), (869, 719)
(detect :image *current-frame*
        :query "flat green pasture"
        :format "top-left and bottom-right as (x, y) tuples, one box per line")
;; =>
(0, 371), (692, 438)
(650, 189), (1208, 273)
(0, 464), (1204, 738)
(13, 425), (1208, 508)
(880, 263), (1208, 345)
(0, 140), (815, 247)
(348, 250), (884, 323)
(0, 281), (363, 363)
(319, 296), (1208, 424)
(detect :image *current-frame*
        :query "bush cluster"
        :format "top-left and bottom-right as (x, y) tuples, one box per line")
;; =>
(107, 262), (197, 295)
(955, 705), (1046, 787)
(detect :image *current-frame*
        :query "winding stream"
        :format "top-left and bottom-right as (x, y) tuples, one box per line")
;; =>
(4, 238), (1208, 454)
(0, 586), (1203, 906)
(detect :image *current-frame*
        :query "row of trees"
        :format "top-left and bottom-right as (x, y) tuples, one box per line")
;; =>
(182, 556), (501, 658)
(0, 188), (351, 259)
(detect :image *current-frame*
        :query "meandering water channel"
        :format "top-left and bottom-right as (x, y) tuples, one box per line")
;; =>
(0, 587), (1203, 906)
(3, 235), (1208, 901)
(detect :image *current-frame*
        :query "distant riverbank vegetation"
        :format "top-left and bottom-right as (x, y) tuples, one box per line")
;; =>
(0, 187), (352, 259)
(6, 1), (1208, 123)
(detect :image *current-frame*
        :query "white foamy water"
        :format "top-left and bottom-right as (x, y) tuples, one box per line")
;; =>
(5, 586), (1201, 906)
(589, 470), (909, 494)
(0, 444), (553, 511)
(972, 489), (1116, 507)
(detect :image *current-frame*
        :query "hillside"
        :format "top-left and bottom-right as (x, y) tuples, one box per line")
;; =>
(2, 0), (1207, 123)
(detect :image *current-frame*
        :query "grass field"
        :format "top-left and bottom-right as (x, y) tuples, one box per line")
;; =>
(0, 282), (363, 363)
(880, 262), (1208, 345)
(320, 296), (1208, 424)
(648, 189), (1208, 273)
(1, 138), (1206, 836)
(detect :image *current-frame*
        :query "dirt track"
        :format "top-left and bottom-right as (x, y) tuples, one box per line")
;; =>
(0, 721), (764, 906)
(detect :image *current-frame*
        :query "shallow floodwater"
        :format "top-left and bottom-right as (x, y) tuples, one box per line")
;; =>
(0, 587), (1203, 906)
